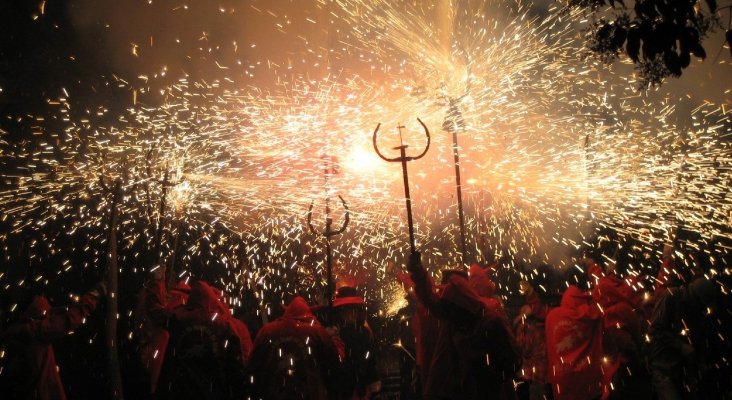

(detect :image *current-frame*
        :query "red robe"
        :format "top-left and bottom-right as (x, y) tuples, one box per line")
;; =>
(0, 294), (99, 400)
(247, 296), (343, 400)
(411, 266), (519, 400)
(546, 286), (604, 400)
(591, 275), (643, 399)
(396, 271), (440, 388)
(134, 280), (190, 394)
(148, 280), (252, 399)
(515, 291), (548, 383)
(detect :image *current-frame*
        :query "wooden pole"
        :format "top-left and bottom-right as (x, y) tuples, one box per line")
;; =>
(103, 177), (124, 400)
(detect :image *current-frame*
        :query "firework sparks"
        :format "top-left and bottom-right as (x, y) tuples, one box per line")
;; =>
(0, 0), (729, 317)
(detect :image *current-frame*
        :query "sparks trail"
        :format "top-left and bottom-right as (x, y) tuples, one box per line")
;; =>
(0, 0), (730, 317)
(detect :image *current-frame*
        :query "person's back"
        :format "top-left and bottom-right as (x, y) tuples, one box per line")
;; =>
(408, 254), (519, 400)
(545, 285), (603, 400)
(0, 285), (103, 400)
(648, 277), (719, 399)
(134, 279), (190, 395)
(156, 280), (248, 400)
(333, 286), (381, 400)
(591, 274), (645, 398)
(247, 296), (342, 400)
(514, 281), (549, 400)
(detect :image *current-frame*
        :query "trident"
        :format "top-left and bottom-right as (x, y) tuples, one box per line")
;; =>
(373, 119), (431, 254)
(307, 194), (349, 323)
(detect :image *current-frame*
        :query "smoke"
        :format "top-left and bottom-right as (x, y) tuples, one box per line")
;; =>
(67, 0), (336, 88)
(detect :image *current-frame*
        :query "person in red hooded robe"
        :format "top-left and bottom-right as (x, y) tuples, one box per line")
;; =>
(591, 270), (646, 399)
(395, 268), (440, 396)
(648, 277), (720, 400)
(408, 252), (520, 400)
(246, 296), (343, 400)
(514, 279), (549, 400)
(468, 263), (505, 317)
(545, 285), (604, 400)
(332, 286), (381, 400)
(134, 274), (190, 396)
(147, 278), (252, 400)
(0, 282), (106, 400)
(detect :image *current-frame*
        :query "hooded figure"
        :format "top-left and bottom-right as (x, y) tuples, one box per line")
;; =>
(396, 270), (439, 397)
(648, 277), (720, 400)
(408, 253), (519, 400)
(469, 263), (505, 317)
(0, 285), (104, 400)
(591, 274), (644, 399)
(247, 296), (343, 400)
(545, 285), (604, 400)
(332, 286), (381, 400)
(150, 279), (252, 400)
(134, 279), (190, 395)
(514, 280), (549, 400)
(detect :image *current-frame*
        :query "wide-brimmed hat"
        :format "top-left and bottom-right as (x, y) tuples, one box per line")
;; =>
(333, 286), (365, 308)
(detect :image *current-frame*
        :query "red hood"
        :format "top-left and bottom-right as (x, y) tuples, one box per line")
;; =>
(188, 281), (223, 315)
(593, 275), (643, 309)
(560, 285), (600, 320)
(442, 275), (485, 315)
(469, 263), (496, 298)
(283, 296), (316, 321)
(168, 280), (191, 308)
(22, 296), (51, 319)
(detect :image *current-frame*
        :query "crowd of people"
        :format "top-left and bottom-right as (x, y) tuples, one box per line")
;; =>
(0, 240), (728, 400)
(394, 245), (725, 400)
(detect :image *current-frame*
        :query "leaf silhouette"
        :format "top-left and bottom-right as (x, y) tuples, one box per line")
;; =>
(626, 29), (641, 62)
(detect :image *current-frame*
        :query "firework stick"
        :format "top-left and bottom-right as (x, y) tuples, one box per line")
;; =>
(154, 169), (171, 267)
(307, 195), (349, 324)
(165, 208), (184, 290)
(444, 102), (468, 267)
(373, 119), (431, 254)
(99, 175), (125, 400)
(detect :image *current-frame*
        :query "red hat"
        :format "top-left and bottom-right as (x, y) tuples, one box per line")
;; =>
(333, 286), (365, 308)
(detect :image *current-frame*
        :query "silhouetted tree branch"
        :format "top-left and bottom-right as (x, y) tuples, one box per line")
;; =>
(563, 0), (732, 89)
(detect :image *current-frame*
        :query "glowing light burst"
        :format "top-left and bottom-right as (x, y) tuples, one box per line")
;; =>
(1, 0), (730, 313)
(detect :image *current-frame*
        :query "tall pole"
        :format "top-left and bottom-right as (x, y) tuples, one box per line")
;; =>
(451, 127), (468, 266)
(324, 156), (333, 321)
(154, 168), (170, 266)
(437, 0), (468, 266)
(397, 144), (418, 254)
(100, 176), (125, 400)
(442, 107), (468, 266)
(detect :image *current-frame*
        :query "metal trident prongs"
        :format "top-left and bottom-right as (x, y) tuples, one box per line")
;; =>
(307, 194), (349, 324)
(373, 118), (430, 255)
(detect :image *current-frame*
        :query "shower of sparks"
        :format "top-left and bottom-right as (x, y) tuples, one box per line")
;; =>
(0, 0), (730, 317)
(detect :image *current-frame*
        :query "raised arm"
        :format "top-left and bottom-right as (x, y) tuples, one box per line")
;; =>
(406, 252), (447, 319)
